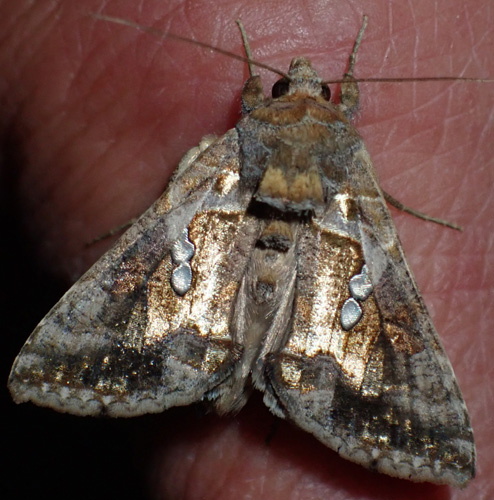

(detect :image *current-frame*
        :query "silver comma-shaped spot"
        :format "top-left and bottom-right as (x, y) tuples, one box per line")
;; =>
(341, 297), (363, 330)
(340, 264), (373, 330)
(170, 228), (195, 296)
(349, 264), (373, 300)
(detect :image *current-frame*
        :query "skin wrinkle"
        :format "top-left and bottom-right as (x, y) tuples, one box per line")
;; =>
(10, 4), (54, 75)
(193, 424), (242, 499)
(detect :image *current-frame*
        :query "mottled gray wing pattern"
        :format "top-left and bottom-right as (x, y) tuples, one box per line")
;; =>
(265, 145), (475, 486)
(9, 129), (260, 417)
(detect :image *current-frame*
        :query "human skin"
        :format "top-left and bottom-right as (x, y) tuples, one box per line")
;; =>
(1, 1), (493, 500)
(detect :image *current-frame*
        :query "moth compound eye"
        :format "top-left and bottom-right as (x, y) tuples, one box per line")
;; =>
(321, 83), (331, 100)
(272, 78), (290, 98)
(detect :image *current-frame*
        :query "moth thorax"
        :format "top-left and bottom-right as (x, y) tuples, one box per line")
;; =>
(255, 142), (324, 213)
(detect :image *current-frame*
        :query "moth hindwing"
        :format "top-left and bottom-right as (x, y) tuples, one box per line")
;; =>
(8, 17), (475, 488)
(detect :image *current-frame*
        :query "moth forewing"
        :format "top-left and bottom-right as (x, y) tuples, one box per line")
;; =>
(8, 130), (248, 417)
(8, 17), (475, 488)
(265, 143), (475, 486)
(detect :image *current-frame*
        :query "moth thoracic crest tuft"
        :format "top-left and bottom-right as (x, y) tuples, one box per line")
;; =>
(8, 16), (475, 488)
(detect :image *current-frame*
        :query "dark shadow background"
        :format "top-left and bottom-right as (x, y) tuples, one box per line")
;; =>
(1, 144), (154, 500)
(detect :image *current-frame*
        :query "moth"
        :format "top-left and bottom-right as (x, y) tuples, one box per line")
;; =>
(8, 16), (475, 487)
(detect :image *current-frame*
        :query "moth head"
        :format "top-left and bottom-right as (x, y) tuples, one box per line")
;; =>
(272, 57), (331, 101)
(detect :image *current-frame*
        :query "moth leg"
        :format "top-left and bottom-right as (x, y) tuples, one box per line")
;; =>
(383, 190), (462, 231)
(236, 19), (265, 114)
(339, 15), (368, 119)
(86, 218), (139, 246)
(236, 19), (255, 78)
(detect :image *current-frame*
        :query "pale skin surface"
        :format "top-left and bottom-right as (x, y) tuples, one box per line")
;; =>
(1, 1), (493, 499)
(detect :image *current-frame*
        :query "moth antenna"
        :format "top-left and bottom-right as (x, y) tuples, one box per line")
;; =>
(91, 14), (492, 85)
(323, 76), (494, 84)
(324, 14), (492, 85)
(89, 13), (289, 79)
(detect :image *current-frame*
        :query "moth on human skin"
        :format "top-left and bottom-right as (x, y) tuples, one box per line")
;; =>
(8, 15), (475, 488)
